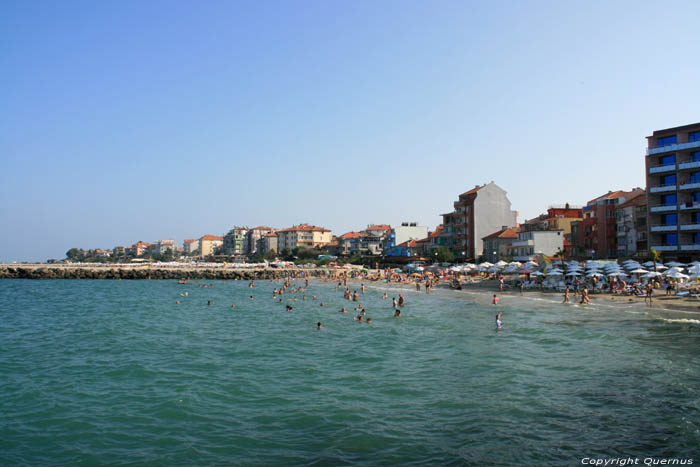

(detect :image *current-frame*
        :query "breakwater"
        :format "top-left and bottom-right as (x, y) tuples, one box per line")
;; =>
(0, 265), (331, 280)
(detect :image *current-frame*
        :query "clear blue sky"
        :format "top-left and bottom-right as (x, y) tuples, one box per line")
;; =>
(2, 0), (699, 262)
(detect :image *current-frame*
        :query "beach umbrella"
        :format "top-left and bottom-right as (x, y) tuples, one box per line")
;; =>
(688, 264), (700, 274)
(666, 261), (686, 267)
(495, 260), (508, 267)
(629, 268), (649, 274)
(566, 271), (581, 276)
(607, 271), (628, 277)
(546, 270), (563, 276)
(666, 270), (689, 279)
(662, 267), (683, 276)
(642, 272), (662, 279)
(531, 271), (544, 276)
(587, 272), (604, 277)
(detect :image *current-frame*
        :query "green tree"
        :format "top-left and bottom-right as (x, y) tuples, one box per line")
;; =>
(280, 248), (293, 261)
(249, 252), (265, 263)
(435, 247), (455, 263)
(264, 250), (277, 261)
(66, 248), (83, 261)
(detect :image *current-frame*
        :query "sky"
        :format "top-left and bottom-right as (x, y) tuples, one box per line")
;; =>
(2, 0), (700, 262)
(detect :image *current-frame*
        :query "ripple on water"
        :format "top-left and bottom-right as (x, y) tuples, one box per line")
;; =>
(0, 279), (699, 464)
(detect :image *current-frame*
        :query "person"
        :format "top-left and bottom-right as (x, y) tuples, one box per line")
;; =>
(416, 282), (421, 291)
(398, 294), (405, 306)
(382, 292), (388, 299)
(366, 318), (372, 324)
(519, 282), (524, 295)
(394, 309), (401, 317)
(231, 304), (236, 308)
(249, 295), (254, 300)
(353, 291), (359, 301)
(492, 294), (499, 305)
(562, 285), (570, 304)
(499, 278), (504, 292)
(317, 322), (322, 329)
(339, 307), (347, 313)
(361, 283), (365, 294)
(392, 297), (398, 308)
(355, 315), (363, 322)
(207, 300), (211, 306)
(286, 305), (293, 312)
(496, 312), (503, 329)
(645, 283), (653, 304)
(176, 300), (180, 305)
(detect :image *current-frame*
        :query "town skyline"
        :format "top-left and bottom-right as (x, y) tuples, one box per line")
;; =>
(2, 1), (700, 262)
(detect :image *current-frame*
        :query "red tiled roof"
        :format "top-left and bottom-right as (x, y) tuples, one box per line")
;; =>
(397, 240), (419, 248)
(459, 185), (483, 198)
(251, 226), (275, 231)
(184, 239), (196, 243)
(366, 224), (391, 231)
(482, 227), (519, 240)
(428, 225), (444, 239)
(200, 234), (223, 241)
(618, 193), (647, 209)
(588, 188), (644, 204)
(339, 232), (362, 239)
(277, 223), (331, 233)
(265, 232), (278, 237)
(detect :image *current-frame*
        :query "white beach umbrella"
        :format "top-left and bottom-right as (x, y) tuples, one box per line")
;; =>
(608, 271), (628, 277)
(566, 271), (581, 276)
(688, 264), (700, 274)
(587, 272), (604, 277)
(642, 272), (662, 278)
(495, 260), (508, 267)
(666, 261), (686, 267)
(546, 270), (563, 276)
(662, 267), (683, 276)
(531, 271), (544, 276)
(629, 268), (649, 274)
(666, 270), (689, 279)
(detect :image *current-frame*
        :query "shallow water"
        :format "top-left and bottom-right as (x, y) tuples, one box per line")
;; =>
(1, 279), (699, 465)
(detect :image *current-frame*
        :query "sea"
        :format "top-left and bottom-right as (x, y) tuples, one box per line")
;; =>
(1, 278), (699, 465)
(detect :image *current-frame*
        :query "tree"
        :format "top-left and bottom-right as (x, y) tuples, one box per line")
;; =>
(264, 250), (277, 261)
(651, 248), (660, 274)
(249, 253), (264, 263)
(435, 247), (455, 263)
(350, 254), (365, 265)
(66, 248), (83, 261)
(280, 248), (293, 261)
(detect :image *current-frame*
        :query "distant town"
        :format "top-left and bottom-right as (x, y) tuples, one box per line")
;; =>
(58, 122), (700, 265)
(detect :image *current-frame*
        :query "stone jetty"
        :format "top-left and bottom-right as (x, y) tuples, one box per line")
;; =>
(0, 264), (333, 280)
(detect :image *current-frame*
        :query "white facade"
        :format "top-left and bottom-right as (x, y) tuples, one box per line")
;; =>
(393, 225), (428, 246)
(511, 230), (564, 261)
(472, 182), (518, 258)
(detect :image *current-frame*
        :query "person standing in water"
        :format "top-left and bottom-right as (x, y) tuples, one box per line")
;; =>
(392, 297), (398, 308)
(492, 294), (499, 305)
(398, 294), (405, 306)
(562, 285), (570, 304)
(496, 312), (503, 329)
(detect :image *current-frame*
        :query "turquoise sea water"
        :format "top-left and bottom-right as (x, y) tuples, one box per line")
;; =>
(1, 279), (699, 465)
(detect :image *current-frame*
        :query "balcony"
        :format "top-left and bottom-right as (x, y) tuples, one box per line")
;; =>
(649, 164), (676, 174)
(680, 224), (700, 231)
(647, 140), (700, 155)
(511, 239), (534, 247)
(680, 244), (700, 251)
(649, 204), (677, 213)
(650, 245), (678, 251)
(680, 202), (700, 211)
(650, 224), (677, 232)
(680, 182), (700, 191)
(679, 160), (700, 170)
(649, 184), (677, 193)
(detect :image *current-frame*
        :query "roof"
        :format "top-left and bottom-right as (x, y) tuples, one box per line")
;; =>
(482, 227), (519, 240)
(458, 185), (483, 198)
(184, 239), (196, 243)
(338, 232), (363, 240)
(587, 188), (644, 205)
(618, 193), (647, 209)
(265, 232), (278, 237)
(397, 239), (419, 248)
(251, 226), (275, 231)
(366, 224), (391, 231)
(648, 122), (700, 138)
(200, 234), (223, 241)
(278, 223), (331, 233)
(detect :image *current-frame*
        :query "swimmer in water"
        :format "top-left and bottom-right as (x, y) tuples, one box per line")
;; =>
(207, 300), (211, 306)
(492, 294), (499, 305)
(394, 309), (401, 317)
(496, 312), (503, 329)
(176, 300), (180, 305)
(398, 294), (405, 306)
(392, 297), (398, 308)
(366, 318), (371, 324)
(339, 307), (347, 313)
(382, 292), (388, 299)
(249, 295), (254, 300)
(317, 322), (322, 329)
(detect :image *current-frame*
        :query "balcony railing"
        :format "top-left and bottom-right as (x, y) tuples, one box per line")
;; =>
(649, 184), (677, 193)
(680, 244), (700, 251)
(680, 181), (700, 191)
(649, 204), (678, 213)
(679, 160), (700, 170)
(680, 201), (700, 211)
(647, 140), (700, 155)
(680, 224), (700, 231)
(650, 245), (678, 251)
(650, 224), (677, 232)
(649, 164), (676, 174)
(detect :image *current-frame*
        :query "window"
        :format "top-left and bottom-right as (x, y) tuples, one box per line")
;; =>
(689, 131), (700, 143)
(658, 135), (677, 147)
(662, 193), (677, 206)
(695, 212), (700, 224)
(695, 232), (700, 244)
(664, 213), (677, 225)
(694, 192), (700, 203)
(664, 233), (678, 245)
(692, 172), (700, 184)
(692, 151), (700, 162)
(660, 154), (676, 166)
(662, 174), (676, 186)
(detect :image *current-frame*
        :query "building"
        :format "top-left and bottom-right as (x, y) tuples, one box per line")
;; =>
(152, 240), (177, 256)
(426, 225), (446, 254)
(183, 239), (199, 255)
(260, 232), (278, 255)
(337, 232), (362, 256)
(276, 224), (332, 252)
(482, 226), (519, 263)
(646, 122), (700, 260)
(223, 227), (248, 256)
(575, 188), (644, 259)
(383, 223), (428, 256)
(440, 182), (518, 261)
(128, 241), (150, 257)
(508, 229), (564, 262)
(246, 227), (275, 255)
(199, 234), (223, 258)
(362, 224), (391, 255)
(113, 245), (127, 256)
(616, 193), (648, 258)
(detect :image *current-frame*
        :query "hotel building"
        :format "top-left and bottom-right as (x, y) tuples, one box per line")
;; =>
(646, 122), (700, 260)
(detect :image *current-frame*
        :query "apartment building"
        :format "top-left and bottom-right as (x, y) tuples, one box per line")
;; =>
(616, 193), (648, 258)
(199, 234), (223, 257)
(183, 239), (199, 255)
(439, 182), (517, 261)
(482, 226), (519, 263)
(276, 224), (332, 251)
(646, 122), (700, 260)
(223, 227), (248, 256)
(246, 227), (275, 255)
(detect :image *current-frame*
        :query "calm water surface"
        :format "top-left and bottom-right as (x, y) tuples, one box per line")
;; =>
(1, 279), (699, 465)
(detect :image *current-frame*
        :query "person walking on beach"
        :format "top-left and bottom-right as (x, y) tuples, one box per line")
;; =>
(499, 278), (504, 292)
(645, 283), (653, 304)
(519, 281), (524, 295)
